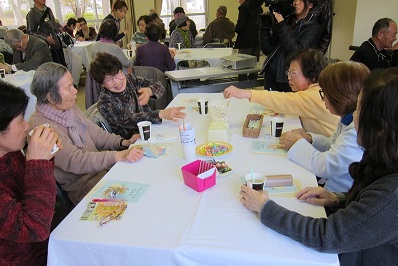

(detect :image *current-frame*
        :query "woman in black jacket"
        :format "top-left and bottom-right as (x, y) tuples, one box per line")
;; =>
(259, 0), (322, 92)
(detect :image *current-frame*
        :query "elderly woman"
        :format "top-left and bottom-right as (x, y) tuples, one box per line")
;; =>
(279, 61), (369, 192)
(134, 22), (176, 72)
(92, 19), (133, 73)
(0, 81), (61, 265)
(169, 14), (196, 49)
(224, 48), (339, 137)
(90, 52), (185, 139)
(29, 62), (144, 205)
(240, 68), (398, 266)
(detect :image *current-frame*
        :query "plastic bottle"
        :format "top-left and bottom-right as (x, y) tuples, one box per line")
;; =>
(130, 40), (136, 52)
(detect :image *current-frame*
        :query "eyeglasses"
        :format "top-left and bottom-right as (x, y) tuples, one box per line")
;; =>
(285, 70), (302, 79)
(103, 70), (124, 85)
(319, 88), (325, 100)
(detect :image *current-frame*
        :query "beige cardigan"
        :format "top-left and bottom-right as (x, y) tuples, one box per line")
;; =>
(29, 105), (123, 205)
(250, 84), (339, 137)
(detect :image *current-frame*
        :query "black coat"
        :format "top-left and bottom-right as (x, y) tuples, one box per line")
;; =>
(307, 0), (333, 54)
(259, 19), (322, 83)
(234, 1), (263, 49)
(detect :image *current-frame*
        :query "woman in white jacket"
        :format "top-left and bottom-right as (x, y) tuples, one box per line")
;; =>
(279, 61), (370, 192)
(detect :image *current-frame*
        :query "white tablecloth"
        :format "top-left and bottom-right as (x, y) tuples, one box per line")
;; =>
(174, 47), (232, 68)
(48, 93), (339, 266)
(71, 41), (95, 70)
(5, 71), (36, 120)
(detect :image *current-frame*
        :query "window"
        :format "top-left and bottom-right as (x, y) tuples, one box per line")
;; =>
(0, 0), (110, 30)
(160, 0), (207, 32)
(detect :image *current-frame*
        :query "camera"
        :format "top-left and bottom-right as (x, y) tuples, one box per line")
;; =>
(259, 0), (295, 29)
(264, 0), (295, 17)
(58, 32), (75, 48)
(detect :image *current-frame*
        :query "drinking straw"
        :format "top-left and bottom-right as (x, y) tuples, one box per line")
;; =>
(183, 119), (186, 131)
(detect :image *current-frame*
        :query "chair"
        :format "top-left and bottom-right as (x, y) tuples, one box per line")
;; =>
(203, 43), (227, 48)
(84, 102), (113, 133)
(51, 182), (74, 231)
(177, 60), (210, 70)
(213, 38), (231, 47)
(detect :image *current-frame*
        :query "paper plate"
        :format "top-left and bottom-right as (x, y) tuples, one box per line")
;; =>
(196, 142), (233, 157)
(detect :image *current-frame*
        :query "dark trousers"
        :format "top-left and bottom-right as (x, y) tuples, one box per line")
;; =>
(51, 48), (67, 67)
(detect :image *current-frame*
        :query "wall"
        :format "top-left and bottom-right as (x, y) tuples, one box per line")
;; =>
(352, 0), (398, 46)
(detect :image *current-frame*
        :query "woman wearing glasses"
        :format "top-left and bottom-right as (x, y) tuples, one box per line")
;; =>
(279, 61), (369, 193)
(89, 52), (186, 140)
(29, 62), (144, 205)
(240, 68), (398, 265)
(224, 48), (339, 137)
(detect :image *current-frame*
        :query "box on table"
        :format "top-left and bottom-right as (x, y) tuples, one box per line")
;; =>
(181, 160), (217, 192)
(264, 174), (293, 187)
(243, 114), (264, 138)
(208, 121), (230, 142)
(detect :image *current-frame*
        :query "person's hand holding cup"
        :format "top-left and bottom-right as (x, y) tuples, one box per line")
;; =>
(245, 172), (265, 191)
(26, 124), (62, 161)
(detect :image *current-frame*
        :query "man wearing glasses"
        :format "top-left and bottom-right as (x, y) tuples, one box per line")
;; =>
(351, 18), (398, 70)
(75, 17), (97, 41)
(0, 29), (52, 73)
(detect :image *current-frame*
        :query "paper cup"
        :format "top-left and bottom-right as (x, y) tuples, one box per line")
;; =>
(137, 121), (152, 141)
(270, 117), (285, 137)
(179, 123), (196, 161)
(28, 123), (59, 155)
(197, 98), (209, 115)
(245, 173), (265, 191)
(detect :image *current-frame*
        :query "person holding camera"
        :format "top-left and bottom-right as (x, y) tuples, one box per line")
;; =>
(259, 0), (322, 92)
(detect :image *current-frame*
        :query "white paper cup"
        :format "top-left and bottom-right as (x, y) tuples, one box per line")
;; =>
(270, 117), (285, 137)
(197, 98), (209, 115)
(28, 123), (59, 155)
(179, 123), (196, 161)
(137, 121), (152, 141)
(245, 173), (265, 191)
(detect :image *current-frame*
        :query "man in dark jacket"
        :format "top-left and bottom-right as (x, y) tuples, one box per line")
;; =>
(234, 0), (263, 61)
(169, 7), (197, 39)
(0, 29), (53, 73)
(307, 0), (333, 54)
(203, 6), (235, 46)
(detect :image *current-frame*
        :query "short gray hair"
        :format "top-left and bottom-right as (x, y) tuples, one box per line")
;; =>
(5, 29), (24, 46)
(31, 62), (69, 105)
(217, 6), (227, 16)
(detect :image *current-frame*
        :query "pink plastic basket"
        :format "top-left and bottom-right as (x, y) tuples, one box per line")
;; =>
(181, 160), (217, 192)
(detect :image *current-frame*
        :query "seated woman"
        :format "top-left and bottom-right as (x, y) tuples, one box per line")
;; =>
(134, 22), (176, 72)
(75, 17), (97, 41)
(29, 62), (144, 205)
(89, 52), (186, 139)
(239, 68), (398, 265)
(92, 19), (133, 73)
(131, 15), (152, 47)
(224, 48), (339, 137)
(0, 81), (61, 265)
(279, 61), (369, 192)
(169, 14), (196, 49)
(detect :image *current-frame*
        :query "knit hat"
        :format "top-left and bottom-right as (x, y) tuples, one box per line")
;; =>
(0, 26), (8, 39)
(173, 7), (185, 15)
(175, 14), (188, 27)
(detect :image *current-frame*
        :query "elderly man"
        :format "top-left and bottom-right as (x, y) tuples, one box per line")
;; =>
(0, 29), (52, 73)
(169, 6), (197, 38)
(203, 6), (235, 46)
(351, 18), (398, 70)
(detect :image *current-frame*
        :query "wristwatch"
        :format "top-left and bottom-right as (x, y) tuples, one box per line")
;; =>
(334, 192), (346, 206)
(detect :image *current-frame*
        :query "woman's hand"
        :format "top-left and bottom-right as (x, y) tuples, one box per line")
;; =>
(116, 147), (144, 162)
(126, 134), (141, 146)
(296, 187), (339, 207)
(46, 35), (56, 45)
(273, 11), (284, 23)
(169, 48), (177, 58)
(223, 85), (252, 100)
(159, 106), (186, 121)
(240, 185), (269, 213)
(137, 87), (153, 106)
(26, 125), (63, 161)
(279, 130), (305, 150)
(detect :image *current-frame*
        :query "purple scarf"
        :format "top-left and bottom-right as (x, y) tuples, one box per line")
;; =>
(36, 104), (87, 148)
